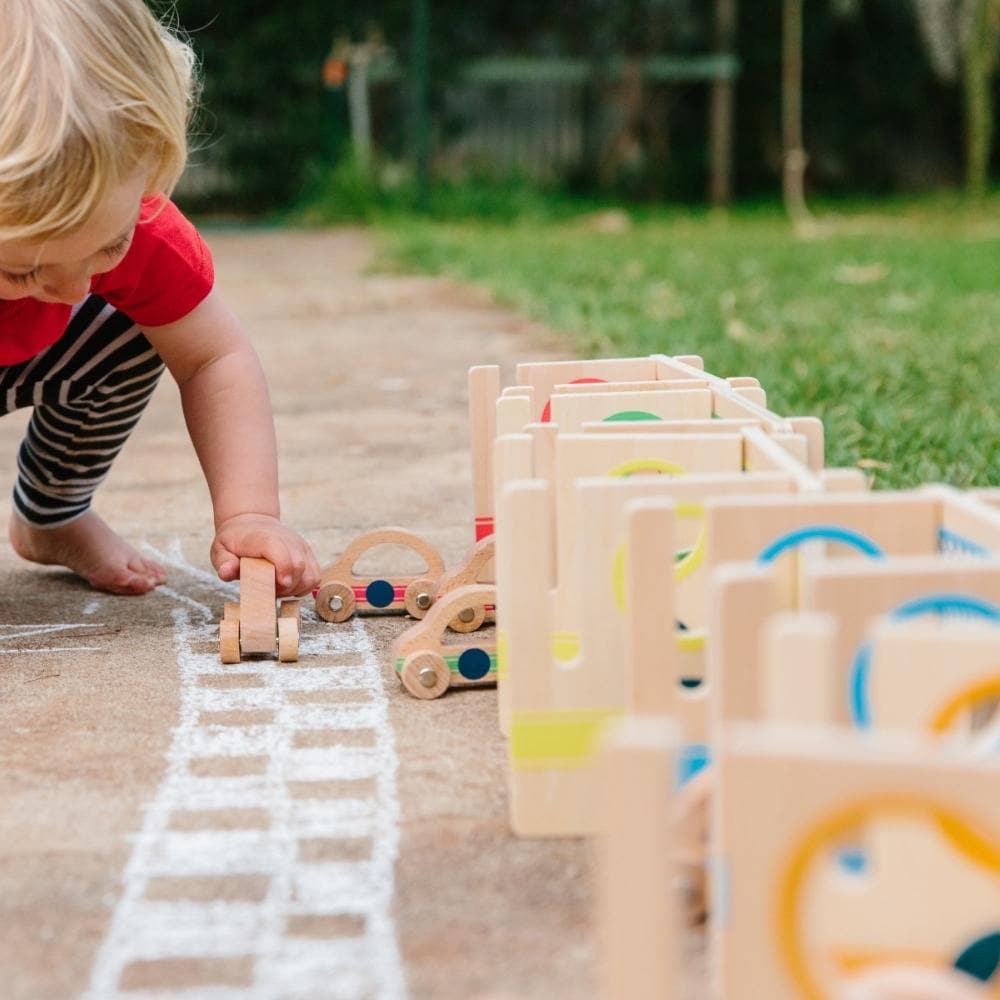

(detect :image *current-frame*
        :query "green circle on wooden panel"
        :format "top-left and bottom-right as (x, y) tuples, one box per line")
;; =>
(602, 410), (663, 423)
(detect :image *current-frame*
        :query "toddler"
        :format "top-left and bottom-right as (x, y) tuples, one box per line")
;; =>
(0, 0), (320, 596)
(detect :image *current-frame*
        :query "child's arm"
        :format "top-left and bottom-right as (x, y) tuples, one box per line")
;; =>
(143, 289), (321, 596)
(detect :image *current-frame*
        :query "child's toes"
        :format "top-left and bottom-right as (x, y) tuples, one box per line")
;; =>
(88, 567), (152, 595)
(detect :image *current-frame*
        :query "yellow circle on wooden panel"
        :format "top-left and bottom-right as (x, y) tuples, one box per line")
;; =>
(610, 501), (707, 614)
(608, 458), (686, 478)
(551, 630), (581, 663)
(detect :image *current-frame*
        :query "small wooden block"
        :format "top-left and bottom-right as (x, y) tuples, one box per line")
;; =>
(239, 557), (277, 654)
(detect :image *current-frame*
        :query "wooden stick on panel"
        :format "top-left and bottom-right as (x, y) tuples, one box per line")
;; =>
(711, 387), (788, 429)
(652, 355), (710, 380)
(553, 378), (711, 394)
(583, 417), (761, 436)
(652, 353), (790, 430)
(729, 380), (768, 410)
(741, 425), (821, 492)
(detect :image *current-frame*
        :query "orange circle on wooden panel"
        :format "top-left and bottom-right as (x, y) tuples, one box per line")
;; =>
(775, 796), (1000, 1000)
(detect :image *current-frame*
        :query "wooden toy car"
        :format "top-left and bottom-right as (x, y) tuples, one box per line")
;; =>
(390, 583), (497, 699)
(220, 557), (300, 663)
(433, 535), (496, 633)
(314, 528), (446, 623)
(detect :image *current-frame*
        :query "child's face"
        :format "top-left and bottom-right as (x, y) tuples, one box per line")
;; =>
(0, 170), (148, 305)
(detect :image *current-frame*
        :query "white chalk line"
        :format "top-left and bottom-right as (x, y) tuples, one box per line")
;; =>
(82, 546), (407, 1000)
(0, 646), (106, 654)
(0, 622), (113, 656)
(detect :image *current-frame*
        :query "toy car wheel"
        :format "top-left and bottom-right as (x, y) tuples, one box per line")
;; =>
(448, 604), (486, 634)
(403, 577), (437, 619)
(277, 618), (298, 662)
(400, 651), (450, 700)
(315, 581), (356, 623)
(220, 618), (240, 664)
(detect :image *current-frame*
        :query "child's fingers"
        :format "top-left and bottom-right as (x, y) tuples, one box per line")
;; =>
(211, 526), (320, 596)
(271, 545), (321, 597)
(235, 537), (312, 596)
(217, 557), (240, 582)
(209, 538), (240, 581)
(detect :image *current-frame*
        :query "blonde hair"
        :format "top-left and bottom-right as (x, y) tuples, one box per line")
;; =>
(0, 0), (198, 243)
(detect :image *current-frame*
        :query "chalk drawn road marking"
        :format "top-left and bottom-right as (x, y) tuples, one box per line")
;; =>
(0, 622), (117, 654)
(82, 545), (407, 1000)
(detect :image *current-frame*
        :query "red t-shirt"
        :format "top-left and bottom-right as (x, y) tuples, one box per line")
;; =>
(0, 197), (214, 366)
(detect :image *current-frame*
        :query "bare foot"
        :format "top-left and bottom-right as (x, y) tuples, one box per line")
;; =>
(8, 510), (166, 595)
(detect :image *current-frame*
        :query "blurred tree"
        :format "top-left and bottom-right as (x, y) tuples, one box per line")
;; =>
(782, 0), (813, 228)
(162, 0), (991, 211)
(172, 1), (339, 209)
(914, 0), (1000, 198)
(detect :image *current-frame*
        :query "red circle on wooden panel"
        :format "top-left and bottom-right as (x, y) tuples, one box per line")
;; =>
(540, 377), (608, 422)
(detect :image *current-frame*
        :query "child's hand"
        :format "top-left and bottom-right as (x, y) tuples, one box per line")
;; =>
(211, 513), (321, 597)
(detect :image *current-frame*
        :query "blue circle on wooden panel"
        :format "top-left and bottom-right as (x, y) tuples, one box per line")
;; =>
(677, 743), (710, 786)
(755, 524), (884, 565)
(849, 591), (1000, 728)
(366, 579), (395, 608)
(457, 647), (492, 680)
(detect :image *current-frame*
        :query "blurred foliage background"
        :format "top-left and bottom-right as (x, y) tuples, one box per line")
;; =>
(163, 1), (999, 486)
(168, 0), (999, 215)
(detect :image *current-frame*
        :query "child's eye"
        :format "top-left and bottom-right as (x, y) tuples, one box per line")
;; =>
(102, 234), (132, 259)
(2, 269), (37, 287)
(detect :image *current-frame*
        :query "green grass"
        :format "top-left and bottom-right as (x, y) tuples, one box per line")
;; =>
(379, 196), (1000, 488)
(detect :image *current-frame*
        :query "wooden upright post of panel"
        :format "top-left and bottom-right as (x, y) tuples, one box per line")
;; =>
(598, 715), (680, 1000)
(239, 557), (278, 654)
(625, 499), (678, 715)
(468, 365), (501, 543)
